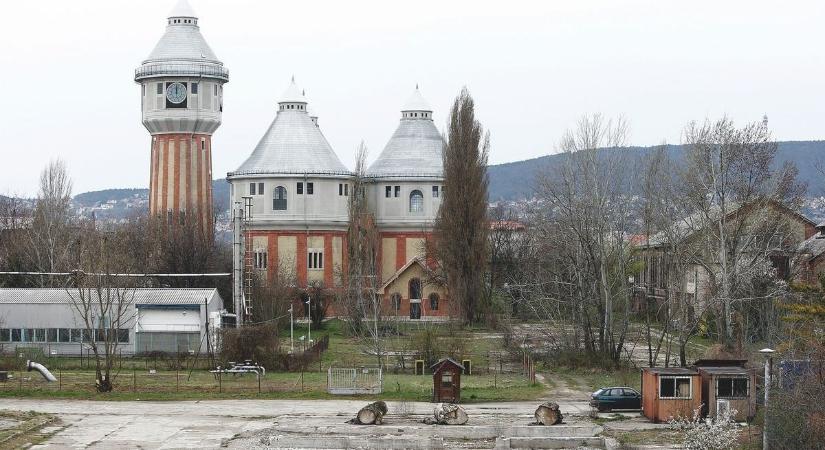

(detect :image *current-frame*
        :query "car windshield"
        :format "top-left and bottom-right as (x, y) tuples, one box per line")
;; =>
(592, 389), (605, 396)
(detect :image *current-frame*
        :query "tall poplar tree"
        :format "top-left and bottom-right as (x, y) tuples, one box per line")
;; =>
(434, 88), (490, 324)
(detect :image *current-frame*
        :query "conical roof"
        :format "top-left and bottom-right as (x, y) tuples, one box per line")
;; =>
(136, 0), (227, 81)
(402, 86), (432, 112)
(228, 81), (349, 177)
(168, 0), (197, 18)
(367, 87), (443, 179)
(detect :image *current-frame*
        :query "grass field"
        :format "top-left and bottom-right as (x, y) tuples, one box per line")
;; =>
(0, 369), (543, 402)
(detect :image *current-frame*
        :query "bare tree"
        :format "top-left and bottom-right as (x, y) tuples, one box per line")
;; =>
(680, 117), (805, 348)
(26, 160), (77, 287)
(533, 113), (635, 362)
(433, 88), (490, 325)
(342, 142), (386, 366)
(67, 227), (137, 392)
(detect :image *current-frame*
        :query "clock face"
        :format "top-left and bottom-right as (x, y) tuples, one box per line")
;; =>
(166, 82), (187, 104)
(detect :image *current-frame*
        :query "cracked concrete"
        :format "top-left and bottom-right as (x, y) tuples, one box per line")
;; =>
(3, 398), (605, 449)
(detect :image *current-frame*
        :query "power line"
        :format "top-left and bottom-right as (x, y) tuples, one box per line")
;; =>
(0, 271), (230, 277)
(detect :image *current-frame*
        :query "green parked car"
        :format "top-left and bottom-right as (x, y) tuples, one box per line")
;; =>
(589, 386), (641, 412)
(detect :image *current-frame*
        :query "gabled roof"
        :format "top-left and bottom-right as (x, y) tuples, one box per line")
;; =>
(379, 256), (435, 292)
(430, 357), (464, 371)
(0, 288), (220, 305)
(640, 200), (815, 249)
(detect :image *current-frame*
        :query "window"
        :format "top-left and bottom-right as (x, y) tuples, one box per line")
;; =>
(0, 328), (9, 342)
(429, 293), (440, 310)
(254, 250), (267, 270)
(249, 182), (256, 195)
(345, 184), (349, 196)
(432, 186), (439, 198)
(273, 186), (287, 210)
(70, 328), (82, 343)
(717, 377), (748, 398)
(391, 293), (402, 311)
(157, 83), (163, 95)
(442, 373), (453, 387)
(47, 328), (58, 342)
(191, 82), (198, 94)
(297, 182), (303, 194)
(410, 190), (424, 213)
(339, 183), (343, 196)
(385, 186), (392, 198)
(59, 328), (71, 342)
(308, 249), (323, 270)
(394, 186), (400, 197)
(214, 84), (218, 96)
(142, 84), (145, 96)
(409, 278), (422, 300)
(258, 183), (264, 195)
(11, 328), (21, 342)
(118, 329), (130, 343)
(307, 182), (314, 195)
(659, 376), (692, 399)
(34, 328), (46, 342)
(201, 139), (205, 150)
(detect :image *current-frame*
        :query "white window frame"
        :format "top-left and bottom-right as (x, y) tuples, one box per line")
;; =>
(254, 250), (267, 270)
(307, 248), (324, 270)
(659, 376), (692, 399)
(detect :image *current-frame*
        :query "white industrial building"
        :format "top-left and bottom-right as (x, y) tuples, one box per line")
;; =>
(0, 288), (225, 356)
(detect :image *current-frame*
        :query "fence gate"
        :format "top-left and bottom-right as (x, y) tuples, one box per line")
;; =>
(327, 367), (383, 394)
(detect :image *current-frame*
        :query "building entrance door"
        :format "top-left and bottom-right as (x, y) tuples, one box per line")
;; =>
(410, 302), (421, 319)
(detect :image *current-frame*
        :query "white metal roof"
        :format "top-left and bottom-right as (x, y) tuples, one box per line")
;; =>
(402, 86), (432, 112)
(168, 0), (197, 18)
(135, 1), (227, 82)
(228, 87), (350, 177)
(0, 288), (220, 305)
(367, 88), (444, 179)
(279, 79), (308, 104)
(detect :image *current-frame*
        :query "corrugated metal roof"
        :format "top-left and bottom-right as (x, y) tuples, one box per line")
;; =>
(643, 367), (698, 375)
(0, 288), (219, 305)
(228, 107), (350, 177)
(144, 22), (220, 64)
(367, 119), (443, 179)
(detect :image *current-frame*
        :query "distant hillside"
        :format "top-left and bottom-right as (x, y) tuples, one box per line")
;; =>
(70, 140), (825, 211)
(488, 140), (825, 201)
(73, 181), (230, 211)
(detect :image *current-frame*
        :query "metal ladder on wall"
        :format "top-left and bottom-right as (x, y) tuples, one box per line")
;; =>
(242, 196), (254, 322)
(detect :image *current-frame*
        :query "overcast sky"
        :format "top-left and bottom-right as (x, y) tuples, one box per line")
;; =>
(1, 0), (823, 196)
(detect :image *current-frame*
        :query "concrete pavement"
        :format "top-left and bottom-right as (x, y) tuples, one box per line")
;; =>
(2, 398), (596, 449)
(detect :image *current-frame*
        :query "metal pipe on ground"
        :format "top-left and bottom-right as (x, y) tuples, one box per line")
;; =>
(26, 360), (57, 382)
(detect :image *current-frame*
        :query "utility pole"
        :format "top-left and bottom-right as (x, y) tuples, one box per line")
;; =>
(289, 305), (294, 353)
(306, 296), (312, 343)
(760, 348), (775, 450)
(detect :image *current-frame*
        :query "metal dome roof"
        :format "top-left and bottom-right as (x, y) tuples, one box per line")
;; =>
(401, 86), (432, 112)
(279, 78), (308, 104)
(367, 88), (443, 179)
(228, 85), (350, 177)
(135, 1), (227, 82)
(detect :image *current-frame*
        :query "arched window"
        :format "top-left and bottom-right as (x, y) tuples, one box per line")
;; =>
(273, 186), (287, 210)
(429, 293), (439, 311)
(409, 190), (424, 213)
(390, 293), (402, 312)
(409, 278), (421, 300)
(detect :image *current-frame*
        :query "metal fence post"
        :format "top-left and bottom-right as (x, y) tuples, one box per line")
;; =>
(218, 371), (222, 393)
(258, 372), (261, 394)
(176, 369), (179, 392)
(133, 369), (136, 392)
(59, 369), (62, 391)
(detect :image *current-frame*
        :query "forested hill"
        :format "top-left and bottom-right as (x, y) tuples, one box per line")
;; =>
(68, 140), (825, 210)
(487, 140), (825, 201)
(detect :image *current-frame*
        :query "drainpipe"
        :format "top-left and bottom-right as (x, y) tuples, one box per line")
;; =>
(26, 360), (57, 382)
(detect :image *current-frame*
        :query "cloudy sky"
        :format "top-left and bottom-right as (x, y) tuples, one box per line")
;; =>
(1, 0), (823, 196)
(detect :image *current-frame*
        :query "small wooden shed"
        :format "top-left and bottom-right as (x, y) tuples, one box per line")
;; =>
(431, 358), (463, 403)
(641, 367), (702, 423)
(695, 362), (757, 422)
